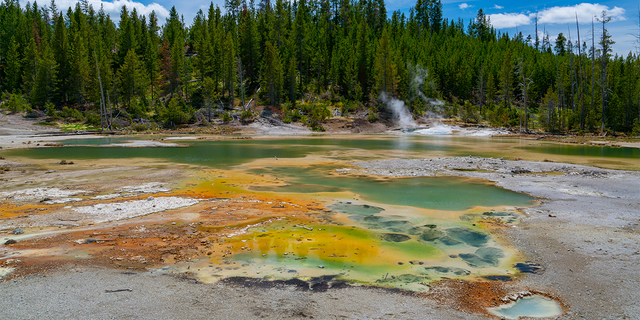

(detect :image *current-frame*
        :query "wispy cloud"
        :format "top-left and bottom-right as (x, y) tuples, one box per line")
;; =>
(493, 5), (504, 10)
(488, 3), (626, 29)
(459, 3), (473, 10)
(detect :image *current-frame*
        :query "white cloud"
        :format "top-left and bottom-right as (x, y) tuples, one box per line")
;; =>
(458, 3), (473, 10)
(493, 5), (504, 10)
(488, 13), (531, 28)
(537, 3), (626, 24)
(23, 0), (170, 21)
(487, 3), (626, 29)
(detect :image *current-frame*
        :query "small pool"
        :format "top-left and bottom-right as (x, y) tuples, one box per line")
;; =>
(487, 295), (563, 319)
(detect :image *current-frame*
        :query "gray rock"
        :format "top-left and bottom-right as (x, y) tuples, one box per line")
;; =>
(12, 228), (24, 235)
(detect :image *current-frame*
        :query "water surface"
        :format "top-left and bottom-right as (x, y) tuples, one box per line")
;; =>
(8, 135), (639, 170)
(488, 295), (563, 319)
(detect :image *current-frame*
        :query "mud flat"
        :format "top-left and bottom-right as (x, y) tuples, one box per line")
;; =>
(352, 157), (640, 319)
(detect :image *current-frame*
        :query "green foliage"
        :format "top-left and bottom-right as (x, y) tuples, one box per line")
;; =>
(85, 111), (101, 126)
(241, 110), (253, 121)
(485, 102), (513, 128)
(282, 103), (303, 123)
(373, 29), (398, 95)
(539, 107), (561, 133)
(2, 93), (32, 113)
(46, 105), (60, 118)
(632, 119), (640, 137)
(261, 42), (283, 107)
(307, 103), (331, 130)
(460, 100), (479, 123)
(60, 106), (85, 121)
(118, 49), (146, 106)
(158, 96), (189, 127)
(126, 97), (149, 119)
(340, 101), (358, 117)
(222, 112), (232, 122)
(539, 88), (561, 133)
(367, 107), (379, 122)
(4, 36), (22, 92)
(0, 1), (637, 134)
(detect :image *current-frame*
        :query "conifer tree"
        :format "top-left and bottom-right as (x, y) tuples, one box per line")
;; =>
(170, 38), (184, 96)
(499, 49), (514, 109)
(222, 32), (236, 105)
(374, 28), (398, 95)
(428, 0), (442, 34)
(52, 13), (70, 102)
(31, 40), (58, 106)
(4, 36), (22, 92)
(118, 49), (145, 107)
(22, 36), (39, 99)
(68, 30), (90, 103)
(285, 55), (297, 103)
(262, 41), (283, 106)
(146, 11), (160, 98)
(239, 9), (260, 91)
(158, 38), (173, 95)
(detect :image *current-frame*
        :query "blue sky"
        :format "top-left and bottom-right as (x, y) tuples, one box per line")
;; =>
(29, 0), (640, 55)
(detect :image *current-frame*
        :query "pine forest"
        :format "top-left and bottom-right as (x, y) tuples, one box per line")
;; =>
(1, 0), (639, 135)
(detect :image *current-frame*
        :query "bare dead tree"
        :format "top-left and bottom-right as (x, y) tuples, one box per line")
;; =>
(576, 14), (585, 130)
(591, 18), (595, 113)
(597, 11), (613, 135)
(517, 58), (534, 132)
(568, 28), (576, 113)
(236, 57), (245, 110)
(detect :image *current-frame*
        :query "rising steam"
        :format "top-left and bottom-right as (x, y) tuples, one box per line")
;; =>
(408, 63), (446, 115)
(379, 92), (417, 130)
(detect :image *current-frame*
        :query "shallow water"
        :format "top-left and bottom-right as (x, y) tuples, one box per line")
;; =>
(9, 135), (639, 170)
(250, 165), (534, 211)
(521, 143), (639, 159)
(488, 295), (563, 319)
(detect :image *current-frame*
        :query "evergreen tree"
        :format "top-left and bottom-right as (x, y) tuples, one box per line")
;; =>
(146, 11), (160, 98)
(428, 0), (442, 33)
(374, 28), (398, 95)
(0, 0), (638, 134)
(4, 36), (22, 92)
(22, 36), (39, 99)
(118, 49), (145, 107)
(158, 38), (173, 95)
(52, 13), (70, 102)
(222, 32), (236, 105)
(68, 30), (90, 103)
(499, 49), (514, 109)
(31, 40), (58, 106)
(239, 9), (260, 91)
(262, 41), (283, 106)
(170, 38), (184, 96)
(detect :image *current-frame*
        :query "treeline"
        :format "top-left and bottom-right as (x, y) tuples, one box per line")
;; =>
(0, 0), (639, 134)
